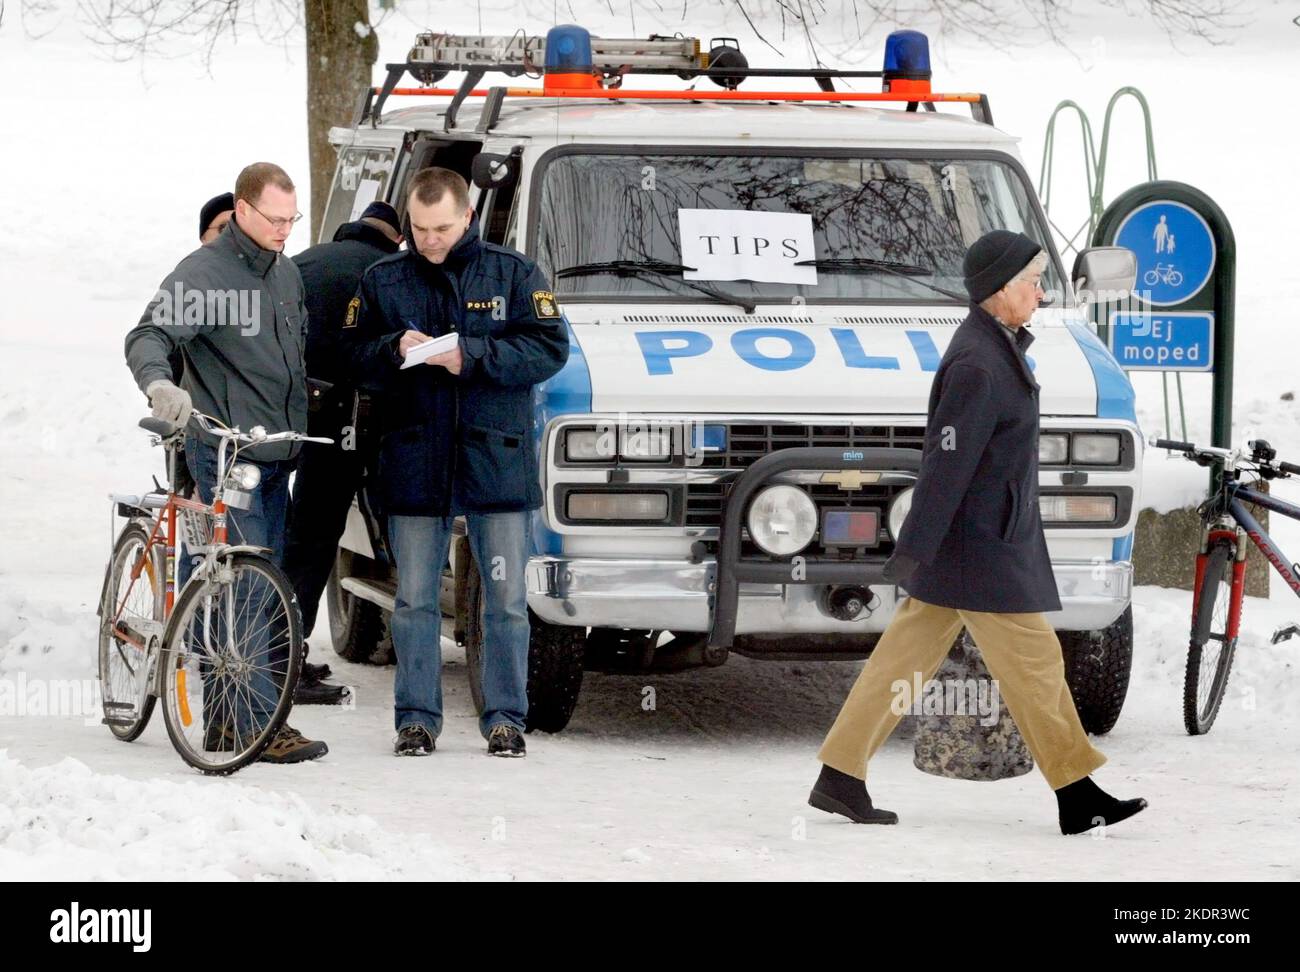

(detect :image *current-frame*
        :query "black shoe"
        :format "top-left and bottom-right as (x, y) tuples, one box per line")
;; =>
(487, 724), (526, 758)
(808, 764), (899, 824)
(301, 661), (332, 685)
(1056, 776), (1148, 835)
(258, 724), (329, 764)
(294, 678), (351, 706)
(203, 721), (236, 752)
(394, 724), (435, 756)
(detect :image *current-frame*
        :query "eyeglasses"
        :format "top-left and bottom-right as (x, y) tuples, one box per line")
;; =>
(246, 200), (303, 231)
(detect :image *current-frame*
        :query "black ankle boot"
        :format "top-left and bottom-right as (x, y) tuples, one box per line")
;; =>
(1056, 776), (1148, 835)
(808, 764), (899, 824)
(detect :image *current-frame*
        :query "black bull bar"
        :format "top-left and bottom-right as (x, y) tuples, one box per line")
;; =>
(707, 446), (921, 649)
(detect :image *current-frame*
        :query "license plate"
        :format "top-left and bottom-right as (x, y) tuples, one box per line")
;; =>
(822, 509), (880, 547)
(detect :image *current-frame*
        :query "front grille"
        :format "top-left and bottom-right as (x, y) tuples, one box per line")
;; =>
(686, 422), (924, 553)
(694, 422), (925, 470)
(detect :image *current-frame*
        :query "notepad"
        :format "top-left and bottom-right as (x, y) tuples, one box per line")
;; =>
(399, 331), (460, 369)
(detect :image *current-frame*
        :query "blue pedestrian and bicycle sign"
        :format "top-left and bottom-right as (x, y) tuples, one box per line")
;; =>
(1113, 201), (1216, 306)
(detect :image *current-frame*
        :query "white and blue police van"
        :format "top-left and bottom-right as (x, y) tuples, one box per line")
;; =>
(320, 24), (1141, 734)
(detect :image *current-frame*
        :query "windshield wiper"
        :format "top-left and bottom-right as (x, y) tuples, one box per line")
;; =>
(557, 260), (758, 314)
(794, 258), (968, 303)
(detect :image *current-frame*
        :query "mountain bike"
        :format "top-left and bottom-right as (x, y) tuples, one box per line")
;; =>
(1154, 436), (1300, 734)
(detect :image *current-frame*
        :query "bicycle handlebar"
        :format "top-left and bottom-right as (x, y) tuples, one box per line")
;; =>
(1152, 436), (1295, 477)
(141, 411), (333, 446)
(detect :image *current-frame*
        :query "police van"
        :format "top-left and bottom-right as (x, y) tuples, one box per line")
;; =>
(320, 24), (1141, 735)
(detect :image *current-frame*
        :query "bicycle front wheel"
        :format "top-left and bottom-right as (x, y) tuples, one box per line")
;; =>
(98, 522), (162, 741)
(160, 553), (303, 773)
(1184, 541), (1240, 735)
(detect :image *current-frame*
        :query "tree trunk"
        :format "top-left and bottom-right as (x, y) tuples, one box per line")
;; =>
(304, 0), (378, 243)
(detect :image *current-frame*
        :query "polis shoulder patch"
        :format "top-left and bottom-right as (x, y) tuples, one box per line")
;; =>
(532, 290), (560, 319)
(343, 296), (360, 328)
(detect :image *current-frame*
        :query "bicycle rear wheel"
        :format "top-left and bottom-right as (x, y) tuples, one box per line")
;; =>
(160, 553), (302, 773)
(1184, 540), (1240, 735)
(98, 522), (162, 741)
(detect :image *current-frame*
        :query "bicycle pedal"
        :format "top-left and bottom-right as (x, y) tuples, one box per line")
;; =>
(101, 700), (134, 710)
(1270, 622), (1300, 645)
(102, 716), (136, 726)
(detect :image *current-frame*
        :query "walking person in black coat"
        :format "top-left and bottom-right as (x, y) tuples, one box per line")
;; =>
(809, 231), (1148, 835)
(281, 202), (404, 703)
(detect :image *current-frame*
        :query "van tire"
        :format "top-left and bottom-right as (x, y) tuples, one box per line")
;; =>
(1059, 606), (1133, 736)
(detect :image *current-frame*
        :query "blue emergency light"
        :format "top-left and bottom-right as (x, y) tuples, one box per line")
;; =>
(545, 24), (594, 73)
(882, 29), (932, 83)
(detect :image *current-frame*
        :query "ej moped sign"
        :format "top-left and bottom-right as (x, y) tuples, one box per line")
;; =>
(678, 209), (818, 285)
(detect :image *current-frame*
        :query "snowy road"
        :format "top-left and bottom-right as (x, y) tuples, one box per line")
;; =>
(4, 585), (1299, 880)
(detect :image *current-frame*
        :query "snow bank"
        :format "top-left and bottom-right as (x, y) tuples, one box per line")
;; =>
(0, 752), (483, 881)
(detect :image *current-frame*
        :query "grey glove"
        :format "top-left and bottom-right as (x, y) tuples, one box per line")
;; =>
(145, 379), (192, 426)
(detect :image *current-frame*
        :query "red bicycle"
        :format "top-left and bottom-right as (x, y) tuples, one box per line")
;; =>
(1155, 436), (1300, 734)
(97, 411), (330, 772)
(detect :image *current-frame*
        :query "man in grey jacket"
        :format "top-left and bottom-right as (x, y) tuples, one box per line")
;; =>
(124, 162), (326, 764)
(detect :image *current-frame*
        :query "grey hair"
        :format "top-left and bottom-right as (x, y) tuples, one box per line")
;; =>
(1010, 250), (1049, 285)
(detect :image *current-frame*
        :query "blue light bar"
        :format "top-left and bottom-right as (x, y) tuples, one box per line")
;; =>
(545, 24), (593, 73)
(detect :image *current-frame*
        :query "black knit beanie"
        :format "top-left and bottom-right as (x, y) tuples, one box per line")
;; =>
(199, 192), (235, 241)
(963, 230), (1042, 303)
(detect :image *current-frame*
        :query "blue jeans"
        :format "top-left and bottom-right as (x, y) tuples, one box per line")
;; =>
(387, 512), (530, 739)
(179, 436), (294, 733)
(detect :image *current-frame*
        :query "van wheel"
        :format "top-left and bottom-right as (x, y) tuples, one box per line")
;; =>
(327, 549), (393, 665)
(464, 558), (585, 733)
(1059, 606), (1133, 736)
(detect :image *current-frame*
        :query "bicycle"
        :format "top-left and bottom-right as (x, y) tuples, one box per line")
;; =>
(1154, 436), (1300, 734)
(97, 411), (331, 773)
(1143, 263), (1184, 288)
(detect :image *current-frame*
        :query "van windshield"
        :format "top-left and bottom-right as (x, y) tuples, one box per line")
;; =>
(532, 152), (1061, 304)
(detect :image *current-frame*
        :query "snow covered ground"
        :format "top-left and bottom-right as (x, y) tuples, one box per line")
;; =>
(1, 1), (1298, 880)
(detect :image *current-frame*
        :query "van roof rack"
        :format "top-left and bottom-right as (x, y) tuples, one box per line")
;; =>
(356, 26), (994, 132)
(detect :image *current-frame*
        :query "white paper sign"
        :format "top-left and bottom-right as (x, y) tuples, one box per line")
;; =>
(678, 209), (818, 285)
(349, 179), (381, 220)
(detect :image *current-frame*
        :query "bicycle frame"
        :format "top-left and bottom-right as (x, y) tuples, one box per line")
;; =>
(1190, 479), (1300, 643)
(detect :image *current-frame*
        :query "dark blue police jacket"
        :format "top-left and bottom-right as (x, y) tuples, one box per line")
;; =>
(343, 215), (568, 517)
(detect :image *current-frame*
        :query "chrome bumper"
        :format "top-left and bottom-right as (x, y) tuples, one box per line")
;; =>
(526, 557), (1132, 634)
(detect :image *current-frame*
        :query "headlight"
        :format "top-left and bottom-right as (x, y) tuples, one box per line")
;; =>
(565, 428), (617, 462)
(887, 487), (914, 540)
(1039, 494), (1116, 523)
(620, 425), (673, 461)
(1072, 432), (1122, 464)
(1039, 434), (1069, 465)
(565, 491), (669, 521)
(747, 485), (818, 556)
(225, 462), (262, 491)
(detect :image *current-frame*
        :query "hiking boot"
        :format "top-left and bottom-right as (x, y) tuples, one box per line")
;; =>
(394, 724), (435, 757)
(808, 763), (899, 824)
(258, 724), (328, 764)
(487, 724), (526, 758)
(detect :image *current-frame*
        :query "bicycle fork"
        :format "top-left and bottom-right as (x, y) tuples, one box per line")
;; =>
(1193, 522), (1248, 641)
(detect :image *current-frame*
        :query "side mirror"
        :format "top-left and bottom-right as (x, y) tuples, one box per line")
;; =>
(1071, 246), (1137, 305)
(470, 152), (518, 190)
